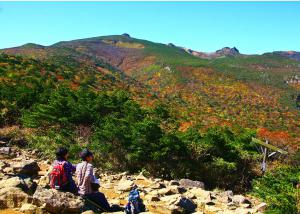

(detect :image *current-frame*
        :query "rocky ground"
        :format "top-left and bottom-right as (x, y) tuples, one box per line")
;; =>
(0, 142), (267, 214)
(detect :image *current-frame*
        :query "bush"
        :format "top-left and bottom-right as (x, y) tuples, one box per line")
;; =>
(178, 126), (259, 191)
(252, 166), (300, 214)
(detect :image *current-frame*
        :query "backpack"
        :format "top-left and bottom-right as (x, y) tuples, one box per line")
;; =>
(49, 161), (68, 190)
(125, 188), (145, 214)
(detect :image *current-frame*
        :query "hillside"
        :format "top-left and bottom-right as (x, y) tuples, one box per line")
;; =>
(2, 34), (300, 143)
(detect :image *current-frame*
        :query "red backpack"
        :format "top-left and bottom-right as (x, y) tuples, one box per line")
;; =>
(49, 162), (68, 190)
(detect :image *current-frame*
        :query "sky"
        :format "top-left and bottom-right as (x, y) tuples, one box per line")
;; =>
(0, 2), (300, 54)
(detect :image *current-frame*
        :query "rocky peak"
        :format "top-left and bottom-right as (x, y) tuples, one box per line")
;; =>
(216, 47), (240, 56)
(122, 33), (131, 38)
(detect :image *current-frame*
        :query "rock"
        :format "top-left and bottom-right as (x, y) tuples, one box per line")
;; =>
(32, 186), (84, 214)
(13, 160), (40, 176)
(189, 187), (210, 200)
(81, 211), (95, 214)
(115, 179), (134, 192)
(231, 195), (251, 205)
(241, 203), (252, 208)
(179, 179), (205, 189)
(145, 194), (160, 202)
(147, 190), (159, 197)
(0, 161), (7, 169)
(185, 192), (196, 200)
(0, 187), (28, 208)
(19, 203), (38, 214)
(216, 47), (240, 56)
(149, 182), (165, 189)
(0, 147), (13, 158)
(135, 173), (147, 180)
(169, 180), (180, 186)
(160, 194), (181, 204)
(37, 175), (50, 188)
(0, 140), (7, 146)
(254, 202), (267, 212)
(0, 176), (25, 189)
(3, 167), (13, 173)
(122, 33), (130, 38)
(227, 202), (238, 210)
(175, 196), (197, 213)
(216, 190), (233, 203)
(231, 195), (245, 204)
(101, 183), (113, 189)
(158, 186), (185, 195)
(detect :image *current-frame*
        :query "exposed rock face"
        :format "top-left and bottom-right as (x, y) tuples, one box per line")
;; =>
(216, 47), (240, 56)
(32, 186), (84, 214)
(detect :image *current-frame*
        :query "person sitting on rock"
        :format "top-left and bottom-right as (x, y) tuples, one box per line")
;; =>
(76, 149), (96, 196)
(84, 179), (113, 212)
(50, 147), (77, 194)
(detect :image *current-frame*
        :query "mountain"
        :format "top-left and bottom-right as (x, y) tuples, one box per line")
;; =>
(1, 34), (300, 146)
(273, 51), (300, 62)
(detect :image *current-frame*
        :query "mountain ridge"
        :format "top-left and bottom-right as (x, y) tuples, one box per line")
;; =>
(1, 34), (300, 145)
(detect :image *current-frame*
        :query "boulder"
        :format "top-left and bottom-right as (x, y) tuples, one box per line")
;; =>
(0, 176), (27, 190)
(19, 203), (38, 214)
(216, 190), (233, 203)
(179, 179), (204, 189)
(231, 195), (251, 205)
(115, 179), (134, 192)
(37, 175), (50, 188)
(149, 182), (165, 189)
(13, 160), (40, 176)
(0, 147), (13, 158)
(160, 194), (181, 204)
(0, 187), (28, 208)
(189, 187), (210, 200)
(169, 180), (180, 186)
(254, 202), (267, 212)
(32, 186), (84, 214)
(175, 196), (197, 213)
(158, 185), (186, 196)
(135, 172), (147, 180)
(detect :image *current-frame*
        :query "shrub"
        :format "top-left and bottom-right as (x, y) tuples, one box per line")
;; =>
(252, 166), (300, 214)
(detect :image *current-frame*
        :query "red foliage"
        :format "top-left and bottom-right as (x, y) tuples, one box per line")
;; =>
(258, 128), (289, 144)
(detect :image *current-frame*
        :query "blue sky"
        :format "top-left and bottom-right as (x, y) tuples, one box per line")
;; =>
(0, 2), (299, 54)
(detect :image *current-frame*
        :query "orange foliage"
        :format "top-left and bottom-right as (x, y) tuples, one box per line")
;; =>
(257, 128), (298, 152)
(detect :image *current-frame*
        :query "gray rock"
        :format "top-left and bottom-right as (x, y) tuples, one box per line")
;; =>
(33, 186), (84, 214)
(175, 196), (197, 213)
(179, 179), (205, 189)
(0, 147), (13, 158)
(115, 179), (134, 192)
